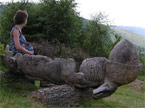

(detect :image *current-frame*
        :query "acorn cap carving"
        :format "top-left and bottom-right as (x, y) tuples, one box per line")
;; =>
(106, 39), (141, 85)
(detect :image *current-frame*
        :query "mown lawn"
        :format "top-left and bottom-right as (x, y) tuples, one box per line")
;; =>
(0, 60), (145, 108)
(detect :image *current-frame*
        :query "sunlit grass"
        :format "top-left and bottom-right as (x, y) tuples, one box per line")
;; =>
(80, 77), (145, 108)
(103, 84), (145, 108)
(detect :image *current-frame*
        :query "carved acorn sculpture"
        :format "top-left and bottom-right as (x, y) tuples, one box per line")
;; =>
(4, 39), (141, 106)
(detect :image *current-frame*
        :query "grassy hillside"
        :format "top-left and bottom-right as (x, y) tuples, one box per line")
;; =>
(112, 27), (145, 48)
(117, 26), (145, 37)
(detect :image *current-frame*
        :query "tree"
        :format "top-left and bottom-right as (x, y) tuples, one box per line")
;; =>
(81, 13), (121, 58)
(0, 0), (82, 47)
(38, 0), (82, 46)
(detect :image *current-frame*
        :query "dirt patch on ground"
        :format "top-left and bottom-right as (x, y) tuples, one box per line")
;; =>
(129, 79), (145, 94)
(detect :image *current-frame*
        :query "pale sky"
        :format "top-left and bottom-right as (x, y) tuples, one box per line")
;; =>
(1, 0), (145, 28)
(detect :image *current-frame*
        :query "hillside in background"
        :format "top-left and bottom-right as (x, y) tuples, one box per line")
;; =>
(111, 27), (145, 48)
(81, 19), (145, 49)
(116, 26), (145, 37)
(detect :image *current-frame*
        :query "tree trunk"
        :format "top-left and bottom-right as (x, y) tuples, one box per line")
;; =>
(28, 85), (93, 107)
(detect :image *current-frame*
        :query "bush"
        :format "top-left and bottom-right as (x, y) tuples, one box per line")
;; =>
(38, 0), (82, 46)
(0, 0), (82, 46)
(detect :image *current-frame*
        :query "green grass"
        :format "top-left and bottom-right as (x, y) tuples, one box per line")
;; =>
(141, 84), (145, 91)
(105, 85), (145, 108)
(138, 76), (145, 91)
(79, 98), (128, 108)
(138, 75), (145, 81)
(0, 60), (46, 108)
(0, 73), (46, 108)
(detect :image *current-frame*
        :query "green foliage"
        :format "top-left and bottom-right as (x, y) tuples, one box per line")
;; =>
(138, 47), (145, 75)
(81, 13), (121, 58)
(38, 0), (82, 46)
(137, 75), (145, 81)
(0, 1), (121, 58)
(0, 44), (5, 56)
(0, 0), (82, 46)
(137, 76), (145, 91)
(0, 65), (7, 72)
(0, 59), (8, 71)
(0, 44), (8, 71)
(141, 84), (145, 91)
